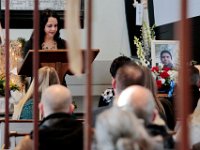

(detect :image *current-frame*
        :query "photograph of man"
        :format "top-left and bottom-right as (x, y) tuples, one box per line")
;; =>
(160, 50), (174, 69)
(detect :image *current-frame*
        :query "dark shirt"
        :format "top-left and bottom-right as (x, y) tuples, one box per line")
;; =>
(159, 98), (176, 130)
(31, 113), (83, 150)
(22, 38), (67, 86)
(23, 38), (67, 57)
(98, 88), (114, 107)
(146, 124), (175, 149)
(191, 85), (200, 113)
(163, 63), (174, 69)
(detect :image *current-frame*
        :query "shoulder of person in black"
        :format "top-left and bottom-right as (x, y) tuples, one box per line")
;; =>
(22, 37), (67, 58)
(146, 124), (175, 149)
(30, 113), (83, 150)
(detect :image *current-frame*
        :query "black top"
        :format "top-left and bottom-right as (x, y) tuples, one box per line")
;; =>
(191, 85), (200, 113)
(146, 124), (175, 149)
(23, 38), (67, 58)
(31, 113), (83, 150)
(22, 38), (67, 86)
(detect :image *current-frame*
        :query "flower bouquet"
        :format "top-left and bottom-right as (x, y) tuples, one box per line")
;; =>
(151, 66), (177, 97)
(0, 73), (20, 96)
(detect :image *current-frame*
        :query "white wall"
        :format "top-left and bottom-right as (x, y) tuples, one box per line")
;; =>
(92, 0), (131, 60)
(153, 0), (200, 26)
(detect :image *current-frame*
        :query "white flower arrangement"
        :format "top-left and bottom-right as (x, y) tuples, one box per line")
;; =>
(134, 22), (156, 66)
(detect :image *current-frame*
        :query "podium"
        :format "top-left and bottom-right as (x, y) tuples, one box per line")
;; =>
(17, 49), (100, 82)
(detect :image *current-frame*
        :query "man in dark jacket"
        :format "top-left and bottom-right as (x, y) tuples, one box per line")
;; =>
(15, 85), (83, 150)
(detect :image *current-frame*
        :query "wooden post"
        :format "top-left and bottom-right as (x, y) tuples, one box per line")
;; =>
(4, 0), (10, 149)
(177, 0), (191, 149)
(33, 1), (39, 150)
(84, 0), (93, 150)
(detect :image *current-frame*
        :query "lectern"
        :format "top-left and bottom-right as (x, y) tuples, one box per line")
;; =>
(17, 49), (100, 82)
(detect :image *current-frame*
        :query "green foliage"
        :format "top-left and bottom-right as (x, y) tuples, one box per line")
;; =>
(72, 100), (78, 109)
(0, 74), (20, 96)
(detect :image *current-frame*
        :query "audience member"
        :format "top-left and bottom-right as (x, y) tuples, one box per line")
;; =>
(189, 99), (200, 148)
(15, 85), (83, 150)
(142, 66), (176, 130)
(12, 66), (60, 119)
(173, 65), (200, 148)
(117, 85), (175, 149)
(94, 62), (158, 149)
(98, 55), (131, 107)
(113, 61), (144, 98)
(189, 65), (200, 113)
(94, 106), (158, 150)
(93, 61), (144, 126)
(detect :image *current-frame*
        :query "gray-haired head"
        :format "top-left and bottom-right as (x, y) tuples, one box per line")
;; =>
(117, 85), (156, 125)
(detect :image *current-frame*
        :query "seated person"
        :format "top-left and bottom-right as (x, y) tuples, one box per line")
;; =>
(142, 65), (176, 130)
(117, 86), (175, 149)
(174, 65), (200, 148)
(15, 85), (83, 150)
(94, 106), (158, 150)
(189, 65), (200, 113)
(12, 66), (60, 119)
(98, 55), (131, 107)
(93, 61), (143, 127)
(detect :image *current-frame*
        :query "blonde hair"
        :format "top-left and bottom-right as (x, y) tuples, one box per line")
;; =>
(12, 66), (60, 120)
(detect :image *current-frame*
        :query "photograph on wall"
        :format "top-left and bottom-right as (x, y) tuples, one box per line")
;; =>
(151, 40), (180, 69)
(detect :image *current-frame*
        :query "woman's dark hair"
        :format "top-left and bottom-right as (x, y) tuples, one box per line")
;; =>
(39, 9), (62, 45)
(29, 9), (62, 47)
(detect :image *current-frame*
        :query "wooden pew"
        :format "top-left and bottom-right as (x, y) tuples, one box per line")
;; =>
(0, 118), (84, 149)
(0, 119), (34, 149)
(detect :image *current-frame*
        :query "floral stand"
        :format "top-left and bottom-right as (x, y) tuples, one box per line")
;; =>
(0, 90), (23, 114)
(0, 97), (14, 114)
(158, 80), (175, 97)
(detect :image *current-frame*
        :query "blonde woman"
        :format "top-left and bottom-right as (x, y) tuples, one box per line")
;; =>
(12, 66), (60, 120)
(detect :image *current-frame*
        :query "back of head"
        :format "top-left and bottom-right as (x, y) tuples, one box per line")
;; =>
(12, 66), (60, 120)
(38, 66), (60, 97)
(115, 62), (144, 95)
(189, 65), (200, 86)
(41, 84), (71, 117)
(141, 66), (165, 116)
(110, 56), (131, 78)
(117, 85), (155, 125)
(95, 106), (152, 150)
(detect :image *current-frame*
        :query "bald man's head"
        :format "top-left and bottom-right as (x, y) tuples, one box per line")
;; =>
(40, 84), (72, 117)
(117, 85), (155, 124)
